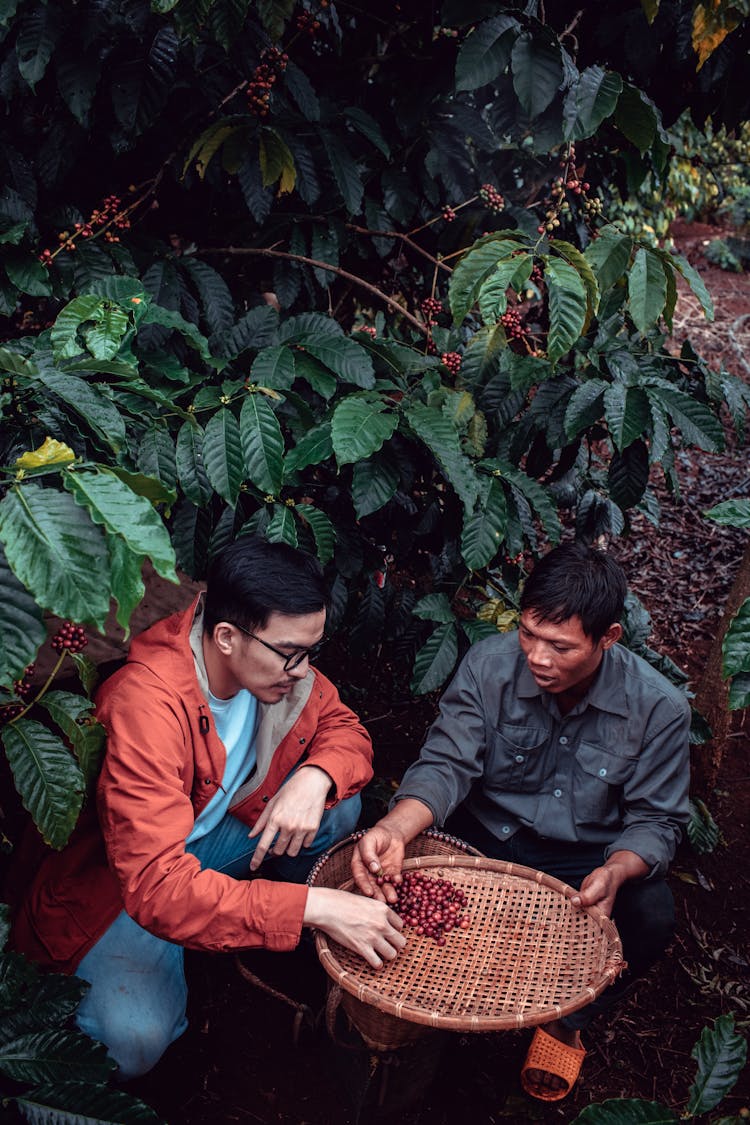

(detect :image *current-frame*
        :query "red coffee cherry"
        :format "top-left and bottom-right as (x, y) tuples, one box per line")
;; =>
(479, 183), (505, 214)
(51, 622), (88, 654)
(381, 870), (472, 945)
(441, 351), (462, 374)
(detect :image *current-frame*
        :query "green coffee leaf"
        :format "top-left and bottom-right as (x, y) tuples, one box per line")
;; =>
(584, 225), (633, 291)
(351, 455), (399, 518)
(722, 597), (750, 679)
(449, 236), (527, 324)
(63, 468), (177, 583)
(412, 593), (455, 624)
(511, 32), (563, 118)
(2, 720), (85, 850)
(15, 1081), (166, 1124)
(295, 503), (335, 564)
(704, 498), (750, 527)
(0, 540), (46, 688)
(265, 503), (297, 546)
(544, 256), (587, 362)
(628, 247), (667, 334)
(282, 422), (333, 478)
(686, 1015), (747, 1116)
(239, 392), (284, 494)
(0, 1029), (112, 1084)
(176, 421), (213, 507)
(410, 623), (458, 695)
(0, 484), (111, 628)
(332, 395), (398, 467)
(404, 402), (480, 512)
(461, 479), (508, 569)
(251, 345), (296, 390)
(455, 13), (518, 91)
(203, 407), (244, 506)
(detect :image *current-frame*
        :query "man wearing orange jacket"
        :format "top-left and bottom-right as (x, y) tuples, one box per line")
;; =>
(12, 536), (404, 1079)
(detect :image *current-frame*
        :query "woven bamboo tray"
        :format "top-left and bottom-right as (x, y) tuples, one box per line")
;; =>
(311, 848), (624, 1050)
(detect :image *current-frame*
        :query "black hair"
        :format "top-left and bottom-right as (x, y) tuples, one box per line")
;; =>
(203, 536), (328, 634)
(519, 541), (627, 641)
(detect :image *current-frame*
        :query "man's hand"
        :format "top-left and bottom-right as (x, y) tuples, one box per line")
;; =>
(351, 798), (435, 902)
(249, 766), (332, 871)
(304, 887), (406, 969)
(351, 826), (406, 903)
(570, 850), (649, 916)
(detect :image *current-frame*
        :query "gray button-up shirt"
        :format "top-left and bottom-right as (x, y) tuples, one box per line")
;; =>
(396, 632), (691, 878)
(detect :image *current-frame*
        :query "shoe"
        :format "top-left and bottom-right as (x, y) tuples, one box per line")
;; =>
(520, 1026), (586, 1102)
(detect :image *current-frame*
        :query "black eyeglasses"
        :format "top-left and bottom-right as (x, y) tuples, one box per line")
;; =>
(233, 624), (325, 671)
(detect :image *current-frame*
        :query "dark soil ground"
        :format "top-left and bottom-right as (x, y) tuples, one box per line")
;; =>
(122, 224), (748, 1123)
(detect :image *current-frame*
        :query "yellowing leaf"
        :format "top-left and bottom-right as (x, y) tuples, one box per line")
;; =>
(183, 123), (240, 181)
(692, 2), (741, 70)
(16, 437), (76, 469)
(259, 129), (297, 195)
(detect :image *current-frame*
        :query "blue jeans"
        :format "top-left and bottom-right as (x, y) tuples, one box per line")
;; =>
(445, 809), (675, 1032)
(74, 795), (361, 1079)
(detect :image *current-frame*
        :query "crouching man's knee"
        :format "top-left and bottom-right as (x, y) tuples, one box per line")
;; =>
(614, 877), (676, 974)
(76, 1007), (187, 1081)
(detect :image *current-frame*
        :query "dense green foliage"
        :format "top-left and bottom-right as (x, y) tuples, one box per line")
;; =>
(1, 0), (750, 854)
(0, 905), (165, 1123)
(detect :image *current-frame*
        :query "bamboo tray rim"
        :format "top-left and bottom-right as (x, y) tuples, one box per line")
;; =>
(314, 853), (625, 1033)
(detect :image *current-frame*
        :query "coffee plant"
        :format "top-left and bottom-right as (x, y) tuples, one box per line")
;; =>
(0, 905), (165, 1123)
(1, 0), (750, 854)
(570, 1014), (747, 1124)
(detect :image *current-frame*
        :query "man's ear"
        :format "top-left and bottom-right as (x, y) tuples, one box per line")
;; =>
(212, 622), (237, 655)
(601, 622), (623, 650)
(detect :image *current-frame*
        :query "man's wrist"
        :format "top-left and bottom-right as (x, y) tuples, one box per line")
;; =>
(297, 764), (335, 798)
(604, 849), (648, 884)
(380, 796), (434, 844)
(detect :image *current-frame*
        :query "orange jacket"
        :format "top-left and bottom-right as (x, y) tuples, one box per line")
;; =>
(11, 597), (373, 972)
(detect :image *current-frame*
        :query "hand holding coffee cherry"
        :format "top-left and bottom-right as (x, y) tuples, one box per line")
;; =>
(378, 870), (471, 946)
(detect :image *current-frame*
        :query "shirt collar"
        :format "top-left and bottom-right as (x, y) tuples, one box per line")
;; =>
(516, 645), (630, 717)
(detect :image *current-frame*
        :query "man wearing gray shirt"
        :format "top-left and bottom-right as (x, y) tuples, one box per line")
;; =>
(352, 542), (691, 1103)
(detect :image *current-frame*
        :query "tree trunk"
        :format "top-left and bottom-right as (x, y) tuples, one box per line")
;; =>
(692, 539), (750, 796)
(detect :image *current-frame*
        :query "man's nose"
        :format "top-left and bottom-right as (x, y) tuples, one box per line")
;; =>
(528, 642), (552, 667)
(288, 656), (309, 678)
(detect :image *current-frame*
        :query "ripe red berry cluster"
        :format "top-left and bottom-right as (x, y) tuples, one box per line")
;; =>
(51, 622), (88, 654)
(530, 263), (544, 287)
(296, 10), (321, 35)
(441, 351), (462, 374)
(355, 324), (377, 337)
(13, 663), (35, 701)
(381, 871), (471, 945)
(501, 308), (525, 339)
(442, 205), (456, 222)
(246, 47), (289, 117)
(420, 296), (443, 326)
(40, 195), (130, 262)
(479, 183), (505, 214)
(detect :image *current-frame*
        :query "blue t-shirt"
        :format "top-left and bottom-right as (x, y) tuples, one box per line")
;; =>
(186, 688), (258, 843)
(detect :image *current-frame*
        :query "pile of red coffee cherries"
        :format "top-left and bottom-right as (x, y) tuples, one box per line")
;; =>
(378, 870), (471, 946)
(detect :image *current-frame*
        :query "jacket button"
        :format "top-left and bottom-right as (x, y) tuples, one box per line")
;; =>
(299, 737), (306, 744)
(204, 778), (212, 785)
(262, 795), (270, 803)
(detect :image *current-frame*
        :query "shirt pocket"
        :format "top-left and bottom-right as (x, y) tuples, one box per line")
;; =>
(574, 741), (638, 826)
(486, 724), (551, 793)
